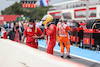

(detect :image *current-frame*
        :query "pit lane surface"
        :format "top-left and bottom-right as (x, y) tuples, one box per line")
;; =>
(38, 46), (100, 67)
(38, 40), (100, 67)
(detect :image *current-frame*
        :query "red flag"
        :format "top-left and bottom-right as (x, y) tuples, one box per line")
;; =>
(46, 0), (49, 6)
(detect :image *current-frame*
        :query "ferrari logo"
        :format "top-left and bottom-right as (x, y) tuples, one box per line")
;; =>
(35, 29), (37, 33)
(73, 37), (75, 41)
(27, 29), (29, 32)
(87, 39), (89, 43)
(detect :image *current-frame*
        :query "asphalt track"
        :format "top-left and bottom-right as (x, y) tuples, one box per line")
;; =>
(38, 45), (100, 67)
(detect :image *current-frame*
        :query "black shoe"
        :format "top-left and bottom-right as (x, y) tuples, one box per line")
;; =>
(67, 55), (71, 59)
(61, 56), (64, 58)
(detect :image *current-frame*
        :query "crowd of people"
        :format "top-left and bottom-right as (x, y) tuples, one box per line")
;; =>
(0, 18), (86, 58)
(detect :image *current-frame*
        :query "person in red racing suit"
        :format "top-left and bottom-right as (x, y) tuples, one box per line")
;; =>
(21, 19), (44, 49)
(44, 23), (56, 54)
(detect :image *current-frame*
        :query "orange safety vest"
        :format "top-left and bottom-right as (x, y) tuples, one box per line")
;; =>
(58, 23), (70, 38)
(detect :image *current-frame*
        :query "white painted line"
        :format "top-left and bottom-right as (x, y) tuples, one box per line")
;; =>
(39, 45), (100, 64)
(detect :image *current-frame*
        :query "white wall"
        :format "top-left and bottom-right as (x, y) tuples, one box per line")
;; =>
(48, 5), (100, 20)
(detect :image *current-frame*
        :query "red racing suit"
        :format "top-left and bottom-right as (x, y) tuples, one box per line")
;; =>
(23, 26), (43, 49)
(45, 24), (56, 54)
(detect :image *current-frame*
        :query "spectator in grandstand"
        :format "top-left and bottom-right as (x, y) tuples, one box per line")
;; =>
(21, 19), (44, 49)
(8, 21), (22, 43)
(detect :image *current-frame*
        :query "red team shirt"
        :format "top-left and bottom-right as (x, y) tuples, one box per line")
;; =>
(23, 26), (43, 43)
